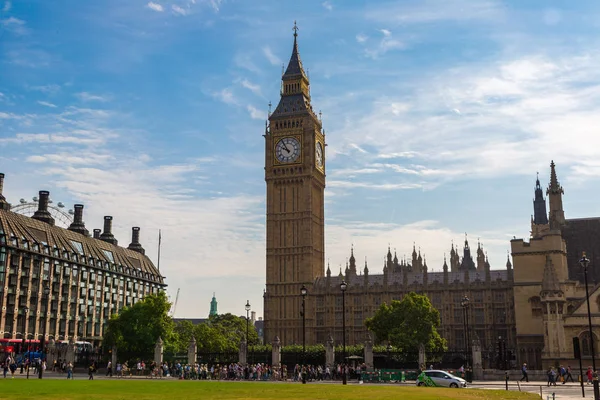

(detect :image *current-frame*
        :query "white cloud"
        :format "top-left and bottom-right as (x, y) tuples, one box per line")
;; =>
(247, 104), (264, 120)
(75, 92), (109, 102)
(207, 0), (223, 12)
(364, 29), (405, 58)
(322, 1), (333, 11)
(1, 16), (28, 35)
(212, 88), (237, 105)
(146, 2), (164, 12)
(356, 34), (368, 43)
(262, 46), (281, 66)
(37, 100), (57, 108)
(2, 1), (10, 12)
(27, 84), (60, 94)
(172, 5), (188, 15)
(366, 0), (503, 24)
(240, 79), (261, 96)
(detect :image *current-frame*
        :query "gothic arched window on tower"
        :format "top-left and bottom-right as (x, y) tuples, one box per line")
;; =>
(580, 331), (597, 357)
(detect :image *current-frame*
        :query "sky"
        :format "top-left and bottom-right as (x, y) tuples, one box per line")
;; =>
(2, 0), (600, 319)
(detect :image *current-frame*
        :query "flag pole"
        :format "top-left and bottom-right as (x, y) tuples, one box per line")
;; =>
(157, 229), (162, 272)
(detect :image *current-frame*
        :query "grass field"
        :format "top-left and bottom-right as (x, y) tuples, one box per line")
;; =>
(0, 380), (540, 400)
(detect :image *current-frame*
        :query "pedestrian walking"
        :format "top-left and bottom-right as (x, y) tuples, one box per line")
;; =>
(67, 362), (73, 379)
(520, 363), (529, 382)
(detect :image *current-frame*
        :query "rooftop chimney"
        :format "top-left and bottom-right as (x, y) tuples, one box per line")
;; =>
(127, 227), (145, 255)
(99, 216), (118, 245)
(0, 173), (10, 211)
(93, 229), (101, 239)
(68, 204), (90, 237)
(31, 190), (55, 226)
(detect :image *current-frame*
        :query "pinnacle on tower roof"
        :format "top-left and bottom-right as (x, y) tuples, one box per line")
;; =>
(282, 21), (308, 81)
(506, 251), (512, 269)
(364, 257), (369, 274)
(541, 254), (561, 294)
(349, 245), (355, 263)
(547, 160), (564, 195)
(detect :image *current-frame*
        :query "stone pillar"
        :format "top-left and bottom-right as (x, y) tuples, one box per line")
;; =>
(239, 339), (247, 366)
(65, 337), (76, 364)
(364, 334), (373, 369)
(418, 343), (425, 370)
(111, 345), (117, 368)
(472, 339), (483, 380)
(271, 336), (281, 368)
(154, 337), (163, 366)
(326, 335), (335, 368)
(188, 337), (197, 365)
(46, 338), (56, 367)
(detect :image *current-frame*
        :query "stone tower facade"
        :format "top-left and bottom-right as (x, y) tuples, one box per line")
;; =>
(512, 161), (600, 368)
(263, 25), (326, 345)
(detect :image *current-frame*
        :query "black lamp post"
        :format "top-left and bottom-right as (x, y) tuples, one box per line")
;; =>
(460, 295), (470, 369)
(300, 285), (307, 366)
(39, 284), (50, 379)
(21, 306), (29, 379)
(340, 280), (347, 385)
(580, 253), (599, 400)
(245, 300), (251, 365)
(300, 284), (307, 384)
(387, 343), (392, 370)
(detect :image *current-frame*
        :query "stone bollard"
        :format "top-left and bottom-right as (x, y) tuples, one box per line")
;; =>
(326, 335), (335, 369)
(364, 334), (373, 369)
(188, 337), (197, 365)
(154, 337), (164, 367)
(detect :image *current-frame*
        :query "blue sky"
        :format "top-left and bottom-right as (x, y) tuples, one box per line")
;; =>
(2, 0), (600, 318)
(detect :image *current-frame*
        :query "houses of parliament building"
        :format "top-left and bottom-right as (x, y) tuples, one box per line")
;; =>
(263, 26), (600, 370)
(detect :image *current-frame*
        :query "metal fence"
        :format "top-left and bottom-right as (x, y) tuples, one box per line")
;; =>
(195, 352), (239, 365)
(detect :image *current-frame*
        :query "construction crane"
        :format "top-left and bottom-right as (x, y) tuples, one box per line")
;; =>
(170, 288), (180, 317)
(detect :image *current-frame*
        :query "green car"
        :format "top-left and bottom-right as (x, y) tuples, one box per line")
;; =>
(416, 370), (467, 388)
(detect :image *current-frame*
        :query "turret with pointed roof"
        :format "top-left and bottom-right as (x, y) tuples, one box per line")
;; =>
(533, 173), (549, 225)
(547, 161), (565, 230)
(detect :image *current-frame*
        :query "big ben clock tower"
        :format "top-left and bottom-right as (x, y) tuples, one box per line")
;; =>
(264, 23), (325, 345)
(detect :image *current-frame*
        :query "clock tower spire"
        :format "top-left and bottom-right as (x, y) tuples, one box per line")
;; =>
(263, 23), (326, 346)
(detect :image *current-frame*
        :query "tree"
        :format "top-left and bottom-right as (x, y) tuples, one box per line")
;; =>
(208, 313), (259, 349)
(364, 292), (447, 353)
(103, 291), (175, 362)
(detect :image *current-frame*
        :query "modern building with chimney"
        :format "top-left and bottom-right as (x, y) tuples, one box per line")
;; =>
(0, 173), (166, 346)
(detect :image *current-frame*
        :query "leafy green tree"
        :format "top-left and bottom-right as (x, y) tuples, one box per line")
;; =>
(365, 292), (447, 353)
(208, 313), (259, 349)
(103, 291), (175, 361)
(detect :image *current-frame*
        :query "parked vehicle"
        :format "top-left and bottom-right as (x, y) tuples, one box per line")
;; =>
(416, 370), (467, 388)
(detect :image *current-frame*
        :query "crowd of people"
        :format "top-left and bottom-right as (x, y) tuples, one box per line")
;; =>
(99, 360), (362, 382)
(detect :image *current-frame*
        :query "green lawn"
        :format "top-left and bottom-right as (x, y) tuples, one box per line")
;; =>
(0, 380), (539, 400)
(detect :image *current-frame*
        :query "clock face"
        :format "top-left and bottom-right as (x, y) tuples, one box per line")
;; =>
(275, 137), (301, 163)
(315, 141), (324, 169)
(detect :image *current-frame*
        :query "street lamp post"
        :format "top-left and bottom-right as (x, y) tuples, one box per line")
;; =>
(460, 295), (470, 381)
(301, 284), (307, 384)
(340, 280), (347, 385)
(245, 300), (251, 366)
(21, 306), (29, 379)
(580, 253), (600, 400)
(39, 284), (50, 379)
(387, 343), (392, 370)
